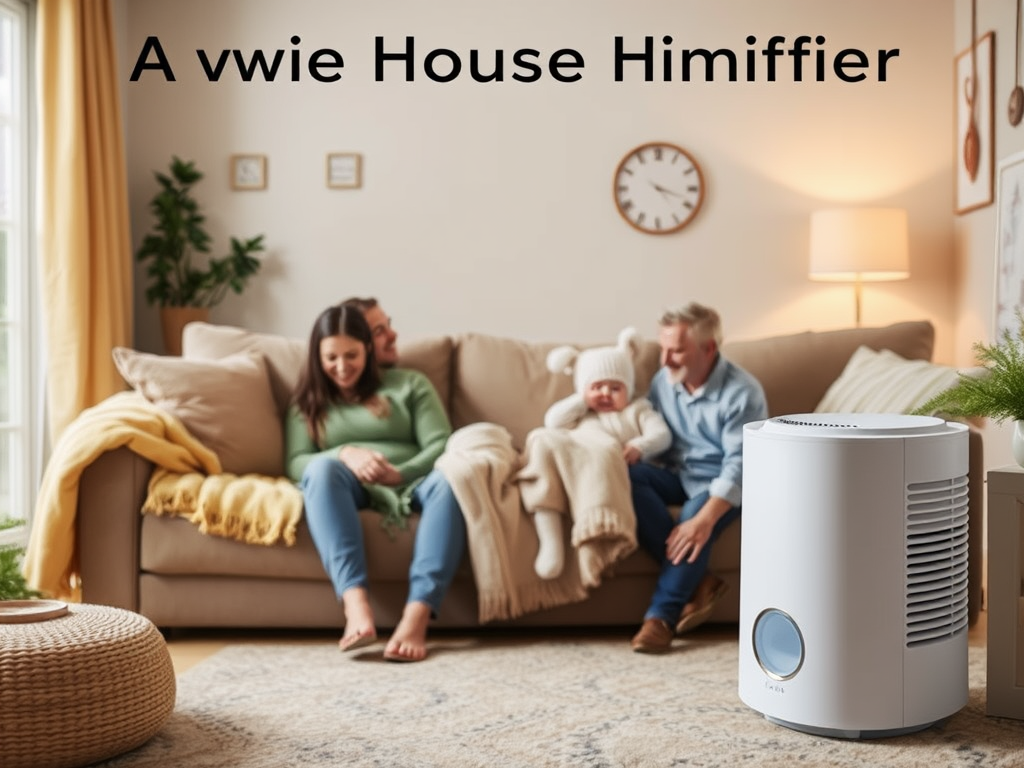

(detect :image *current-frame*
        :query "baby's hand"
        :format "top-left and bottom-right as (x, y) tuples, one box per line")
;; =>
(622, 444), (642, 465)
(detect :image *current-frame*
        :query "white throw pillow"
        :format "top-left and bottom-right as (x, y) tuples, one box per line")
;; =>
(814, 346), (960, 415)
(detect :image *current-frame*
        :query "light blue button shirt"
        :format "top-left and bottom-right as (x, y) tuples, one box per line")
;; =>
(647, 355), (768, 507)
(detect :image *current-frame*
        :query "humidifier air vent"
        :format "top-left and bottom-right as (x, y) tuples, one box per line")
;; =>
(905, 476), (970, 647)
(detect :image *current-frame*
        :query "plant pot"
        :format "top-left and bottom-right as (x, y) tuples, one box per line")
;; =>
(160, 306), (209, 356)
(1013, 421), (1024, 468)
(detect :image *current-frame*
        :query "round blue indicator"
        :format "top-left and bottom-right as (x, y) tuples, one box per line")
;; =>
(753, 608), (804, 680)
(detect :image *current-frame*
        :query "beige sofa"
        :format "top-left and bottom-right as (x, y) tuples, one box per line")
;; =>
(75, 319), (983, 630)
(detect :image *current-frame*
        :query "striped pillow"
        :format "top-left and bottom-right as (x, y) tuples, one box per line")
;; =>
(814, 345), (960, 415)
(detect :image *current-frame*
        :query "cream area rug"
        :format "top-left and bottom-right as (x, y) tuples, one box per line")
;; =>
(95, 630), (1021, 768)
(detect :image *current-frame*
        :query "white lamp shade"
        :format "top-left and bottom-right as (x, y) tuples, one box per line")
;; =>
(809, 208), (910, 282)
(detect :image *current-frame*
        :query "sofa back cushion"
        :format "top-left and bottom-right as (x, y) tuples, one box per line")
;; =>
(448, 322), (936, 446)
(449, 333), (662, 449)
(182, 322), (454, 415)
(183, 322), (306, 414)
(721, 320), (935, 417)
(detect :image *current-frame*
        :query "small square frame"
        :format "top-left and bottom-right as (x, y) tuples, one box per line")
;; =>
(327, 153), (362, 189)
(230, 154), (267, 190)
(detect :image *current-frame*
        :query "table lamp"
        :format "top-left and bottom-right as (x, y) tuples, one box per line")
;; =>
(809, 208), (910, 326)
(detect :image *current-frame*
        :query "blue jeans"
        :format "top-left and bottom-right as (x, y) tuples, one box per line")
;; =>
(629, 462), (740, 625)
(300, 457), (467, 615)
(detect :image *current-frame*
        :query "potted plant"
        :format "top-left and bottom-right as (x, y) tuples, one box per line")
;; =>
(914, 309), (1024, 465)
(136, 156), (266, 354)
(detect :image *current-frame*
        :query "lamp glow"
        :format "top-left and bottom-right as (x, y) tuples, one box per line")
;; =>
(809, 208), (909, 326)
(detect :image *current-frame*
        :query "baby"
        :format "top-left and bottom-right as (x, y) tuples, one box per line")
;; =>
(520, 327), (672, 580)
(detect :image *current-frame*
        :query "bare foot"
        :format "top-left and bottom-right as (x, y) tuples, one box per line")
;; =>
(339, 587), (377, 652)
(383, 601), (432, 662)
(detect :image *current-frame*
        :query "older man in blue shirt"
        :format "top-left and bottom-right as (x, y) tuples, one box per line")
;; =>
(629, 302), (768, 654)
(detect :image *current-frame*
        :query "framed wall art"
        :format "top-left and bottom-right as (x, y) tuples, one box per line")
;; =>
(230, 154), (267, 190)
(955, 31), (995, 215)
(994, 149), (1024, 340)
(327, 153), (362, 189)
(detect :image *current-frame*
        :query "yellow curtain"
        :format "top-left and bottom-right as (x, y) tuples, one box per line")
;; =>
(37, 0), (133, 444)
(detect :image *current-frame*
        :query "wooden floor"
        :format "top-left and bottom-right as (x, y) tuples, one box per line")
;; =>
(165, 610), (990, 675)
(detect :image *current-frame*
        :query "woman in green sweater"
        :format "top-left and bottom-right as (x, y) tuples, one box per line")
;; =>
(285, 303), (465, 662)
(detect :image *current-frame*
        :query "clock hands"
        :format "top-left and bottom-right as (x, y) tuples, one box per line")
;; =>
(650, 181), (695, 206)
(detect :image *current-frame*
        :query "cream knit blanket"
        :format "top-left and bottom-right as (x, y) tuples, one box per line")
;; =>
(516, 426), (637, 587)
(435, 422), (636, 623)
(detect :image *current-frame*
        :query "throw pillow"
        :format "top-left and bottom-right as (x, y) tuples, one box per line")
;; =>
(814, 345), (960, 415)
(112, 347), (283, 476)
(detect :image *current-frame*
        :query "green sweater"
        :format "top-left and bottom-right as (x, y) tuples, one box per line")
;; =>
(284, 368), (452, 525)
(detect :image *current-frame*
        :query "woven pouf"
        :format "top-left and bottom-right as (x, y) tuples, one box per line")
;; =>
(0, 602), (176, 768)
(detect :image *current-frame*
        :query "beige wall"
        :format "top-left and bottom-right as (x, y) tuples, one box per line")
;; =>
(121, 1), (955, 360)
(952, 0), (1018, 471)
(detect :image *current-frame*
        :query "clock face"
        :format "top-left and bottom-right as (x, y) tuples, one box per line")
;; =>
(613, 142), (705, 234)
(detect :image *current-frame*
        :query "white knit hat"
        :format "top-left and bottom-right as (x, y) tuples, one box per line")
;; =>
(547, 327), (642, 400)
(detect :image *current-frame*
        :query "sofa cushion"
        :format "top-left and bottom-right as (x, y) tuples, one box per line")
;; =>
(182, 322), (306, 415)
(182, 322), (454, 415)
(449, 333), (662, 449)
(394, 337), (455, 412)
(722, 320), (935, 417)
(112, 347), (283, 476)
(814, 345), (960, 415)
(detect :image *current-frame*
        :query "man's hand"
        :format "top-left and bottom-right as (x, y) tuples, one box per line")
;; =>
(665, 514), (715, 565)
(339, 446), (402, 486)
(665, 496), (733, 565)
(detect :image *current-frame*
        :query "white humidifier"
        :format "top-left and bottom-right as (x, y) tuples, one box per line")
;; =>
(737, 413), (970, 738)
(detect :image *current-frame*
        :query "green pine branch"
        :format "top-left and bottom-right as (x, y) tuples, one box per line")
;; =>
(913, 309), (1024, 423)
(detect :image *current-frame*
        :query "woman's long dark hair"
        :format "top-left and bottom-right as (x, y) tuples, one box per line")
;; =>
(292, 303), (382, 446)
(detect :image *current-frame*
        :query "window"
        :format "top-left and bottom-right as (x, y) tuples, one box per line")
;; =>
(0, 0), (35, 542)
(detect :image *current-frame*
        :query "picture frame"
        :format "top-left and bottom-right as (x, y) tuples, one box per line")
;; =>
(230, 154), (267, 190)
(954, 31), (994, 214)
(326, 153), (362, 189)
(994, 149), (1024, 340)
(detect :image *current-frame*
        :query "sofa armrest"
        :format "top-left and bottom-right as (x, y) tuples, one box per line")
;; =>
(967, 427), (984, 626)
(77, 446), (154, 611)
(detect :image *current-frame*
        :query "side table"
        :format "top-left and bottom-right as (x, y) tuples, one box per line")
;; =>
(986, 465), (1024, 720)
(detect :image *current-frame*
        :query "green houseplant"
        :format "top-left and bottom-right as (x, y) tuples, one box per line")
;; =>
(913, 309), (1024, 465)
(0, 545), (39, 600)
(0, 519), (38, 601)
(136, 156), (266, 353)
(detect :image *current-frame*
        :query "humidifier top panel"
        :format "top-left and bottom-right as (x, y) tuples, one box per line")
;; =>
(757, 413), (963, 438)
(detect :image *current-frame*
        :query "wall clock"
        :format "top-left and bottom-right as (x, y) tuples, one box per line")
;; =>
(613, 142), (705, 234)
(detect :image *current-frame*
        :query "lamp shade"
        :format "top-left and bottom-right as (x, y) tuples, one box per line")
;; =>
(809, 208), (910, 282)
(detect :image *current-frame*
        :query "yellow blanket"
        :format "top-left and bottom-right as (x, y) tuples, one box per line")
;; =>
(23, 391), (302, 599)
(144, 469), (301, 546)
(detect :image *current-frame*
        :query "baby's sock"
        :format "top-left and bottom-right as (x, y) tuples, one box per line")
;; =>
(533, 508), (565, 579)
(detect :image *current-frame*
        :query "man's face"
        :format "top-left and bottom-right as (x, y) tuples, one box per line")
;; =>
(658, 322), (715, 389)
(362, 305), (398, 367)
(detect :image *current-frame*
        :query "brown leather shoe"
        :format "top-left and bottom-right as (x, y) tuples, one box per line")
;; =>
(631, 618), (674, 654)
(675, 573), (729, 635)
